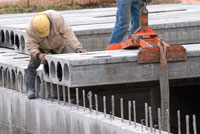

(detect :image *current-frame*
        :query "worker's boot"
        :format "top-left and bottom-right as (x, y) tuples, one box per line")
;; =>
(26, 68), (36, 99)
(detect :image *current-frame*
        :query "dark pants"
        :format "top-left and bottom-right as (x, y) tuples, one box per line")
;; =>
(26, 46), (68, 93)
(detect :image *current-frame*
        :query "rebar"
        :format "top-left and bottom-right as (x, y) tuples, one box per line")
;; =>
(145, 103), (148, 130)
(63, 85), (66, 105)
(193, 115), (197, 134)
(76, 88), (79, 110)
(82, 90), (86, 111)
(95, 94), (98, 115)
(186, 115), (190, 134)
(177, 110), (181, 134)
(149, 107), (153, 133)
(57, 84), (60, 103)
(120, 98), (124, 123)
(103, 96), (106, 118)
(133, 100), (136, 128)
(111, 95), (115, 120)
(128, 101), (131, 125)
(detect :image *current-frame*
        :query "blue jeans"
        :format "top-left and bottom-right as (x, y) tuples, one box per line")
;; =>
(109, 0), (141, 44)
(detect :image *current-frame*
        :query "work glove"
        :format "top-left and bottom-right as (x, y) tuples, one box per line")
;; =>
(76, 48), (87, 53)
(38, 53), (47, 64)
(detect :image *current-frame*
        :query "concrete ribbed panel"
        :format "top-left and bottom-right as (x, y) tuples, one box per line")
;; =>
(44, 44), (200, 88)
(0, 87), (167, 134)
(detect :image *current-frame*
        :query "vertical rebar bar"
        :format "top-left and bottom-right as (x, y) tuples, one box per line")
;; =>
(158, 108), (161, 134)
(166, 109), (170, 133)
(95, 94), (98, 115)
(15, 72), (18, 91)
(82, 90), (86, 111)
(111, 95), (115, 120)
(133, 100), (136, 128)
(50, 82), (53, 102)
(67, 87), (71, 106)
(45, 82), (48, 100)
(149, 107), (153, 133)
(57, 84), (60, 104)
(193, 115), (197, 134)
(88, 91), (92, 113)
(2, 69), (4, 87)
(103, 96), (106, 118)
(145, 103), (148, 130)
(186, 115), (190, 134)
(76, 88), (79, 110)
(128, 101), (131, 125)
(120, 98), (124, 123)
(63, 85), (66, 105)
(177, 110), (181, 134)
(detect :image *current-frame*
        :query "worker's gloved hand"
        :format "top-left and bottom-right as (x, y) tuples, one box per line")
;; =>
(38, 53), (47, 64)
(76, 48), (87, 53)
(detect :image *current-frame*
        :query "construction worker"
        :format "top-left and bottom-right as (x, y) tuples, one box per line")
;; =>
(26, 10), (87, 99)
(108, 0), (151, 45)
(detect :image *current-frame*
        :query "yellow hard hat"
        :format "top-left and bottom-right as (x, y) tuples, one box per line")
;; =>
(32, 13), (50, 37)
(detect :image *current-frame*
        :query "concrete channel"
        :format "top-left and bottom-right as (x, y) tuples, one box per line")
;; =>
(0, 3), (200, 134)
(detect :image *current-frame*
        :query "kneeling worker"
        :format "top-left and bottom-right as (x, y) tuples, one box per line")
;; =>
(26, 10), (87, 99)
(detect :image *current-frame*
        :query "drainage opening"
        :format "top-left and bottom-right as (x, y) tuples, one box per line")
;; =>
(44, 62), (49, 77)
(0, 30), (5, 44)
(64, 64), (69, 81)
(18, 71), (23, 92)
(20, 35), (25, 51)
(57, 62), (63, 81)
(6, 30), (9, 44)
(50, 61), (56, 78)
(11, 70), (16, 90)
(5, 68), (10, 88)
(10, 31), (14, 46)
(15, 34), (20, 49)
(0, 67), (2, 86)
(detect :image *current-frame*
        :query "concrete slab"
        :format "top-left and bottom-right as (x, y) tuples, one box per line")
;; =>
(0, 3), (200, 54)
(44, 44), (200, 87)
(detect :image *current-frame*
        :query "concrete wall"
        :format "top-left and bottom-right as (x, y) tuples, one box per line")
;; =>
(0, 87), (162, 134)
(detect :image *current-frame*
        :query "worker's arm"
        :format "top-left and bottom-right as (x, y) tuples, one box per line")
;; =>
(26, 30), (47, 64)
(57, 14), (86, 53)
(26, 31), (41, 59)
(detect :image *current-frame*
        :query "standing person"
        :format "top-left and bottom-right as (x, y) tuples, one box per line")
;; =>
(108, 0), (151, 45)
(26, 10), (87, 99)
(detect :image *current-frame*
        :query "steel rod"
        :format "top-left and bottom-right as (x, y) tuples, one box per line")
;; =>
(145, 103), (148, 130)
(186, 115), (190, 134)
(149, 107), (153, 133)
(63, 85), (66, 105)
(95, 94), (98, 115)
(120, 98), (124, 123)
(103, 96), (106, 118)
(193, 115), (197, 134)
(76, 88), (79, 110)
(133, 100), (136, 128)
(82, 90), (86, 111)
(111, 95), (115, 120)
(57, 84), (60, 103)
(128, 101), (131, 125)
(177, 110), (181, 134)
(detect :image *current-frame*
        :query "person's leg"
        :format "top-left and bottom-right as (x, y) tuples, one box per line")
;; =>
(129, 0), (140, 37)
(108, 0), (131, 44)
(26, 57), (41, 99)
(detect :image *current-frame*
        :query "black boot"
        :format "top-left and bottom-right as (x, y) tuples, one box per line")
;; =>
(26, 57), (41, 99)
(26, 68), (36, 99)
